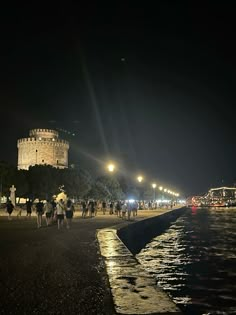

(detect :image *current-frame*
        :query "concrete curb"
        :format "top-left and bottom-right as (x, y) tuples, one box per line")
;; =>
(97, 212), (183, 314)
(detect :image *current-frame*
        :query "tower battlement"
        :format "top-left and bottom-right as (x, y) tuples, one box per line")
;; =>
(17, 129), (69, 170)
(29, 129), (59, 139)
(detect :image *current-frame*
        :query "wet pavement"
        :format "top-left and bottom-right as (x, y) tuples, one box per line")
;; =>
(0, 208), (179, 315)
(98, 228), (182, 314)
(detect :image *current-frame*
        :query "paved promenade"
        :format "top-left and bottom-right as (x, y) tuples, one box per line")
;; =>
(0, 208), (180, 315)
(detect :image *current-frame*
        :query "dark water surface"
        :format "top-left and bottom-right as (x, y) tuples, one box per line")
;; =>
(136, 207), (236, 315)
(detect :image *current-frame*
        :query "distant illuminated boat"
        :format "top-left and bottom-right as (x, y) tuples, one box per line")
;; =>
(205, 187), (236, 207)
(187, 187), (236, 207)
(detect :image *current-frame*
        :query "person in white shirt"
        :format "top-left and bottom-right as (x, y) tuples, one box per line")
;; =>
(56, 199), (65, 230)
(44, 200), (53, 226)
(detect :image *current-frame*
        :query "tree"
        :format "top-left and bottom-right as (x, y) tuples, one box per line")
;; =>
(143, 188), (154, 201)
(0, 161), (16, 199)
(89, 175), (124, 200)
(126, 186), (140, 200)
(62, 168), (92, 199)
(28, 165), (59, 200)
(14, 170), (29, 202)
(117, 175), (129, 195)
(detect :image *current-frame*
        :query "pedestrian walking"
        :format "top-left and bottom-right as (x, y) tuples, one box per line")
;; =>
(81, 201), (87, 218)
(116, 201), (121, 217)
(127, 202), (132, 220)
(35, 200), (44, 228)
(102, 201), (106, 214)
(6, 200), (14, 220)
(94, 200), (98, 216)
(121, 202), (127, 219)
(88, 200), (95, 217)
(44, 200), (53, 226)
(109, 201), (114, 215)
(51, 199), (57, 222)
(65, 199), (74, 229)
(56, 199), (65, 230)
(26, 199), (32, 218)
(132, 201), (138, 217)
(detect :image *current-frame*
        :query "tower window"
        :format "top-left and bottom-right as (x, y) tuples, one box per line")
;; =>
(42, 160), (44, 163)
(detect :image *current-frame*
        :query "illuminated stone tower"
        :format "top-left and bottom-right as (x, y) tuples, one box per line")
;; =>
(17, 129), (69, 170)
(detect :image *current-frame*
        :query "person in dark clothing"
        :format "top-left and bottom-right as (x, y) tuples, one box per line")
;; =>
(6, 200), (14, 220)
(116, 201), (121, 217)
(109, 202), (114, 215)
(51, 199), (57, 222)
(88, 200), (95, 217)
(102, 201), (106, 215)
(35, 200), (44, 228)
(65, 199), (74, 228)
(26, 200), (32, 218)
(81, 201), (87, 218)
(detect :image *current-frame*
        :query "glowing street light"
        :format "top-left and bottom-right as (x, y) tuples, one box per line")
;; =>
(107, 163), (115, 172)
(137, 176), (143, 183)
(159, 186), (163, 191)
(152, 183), (157, 201)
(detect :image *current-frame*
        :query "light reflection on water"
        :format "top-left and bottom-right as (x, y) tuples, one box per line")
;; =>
(136, 208), (236, 315)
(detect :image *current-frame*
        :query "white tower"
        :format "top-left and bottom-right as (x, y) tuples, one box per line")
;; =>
(17, 129), (69, 170)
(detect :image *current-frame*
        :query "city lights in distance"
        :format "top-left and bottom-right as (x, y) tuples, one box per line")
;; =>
(152, 183), (157, 189)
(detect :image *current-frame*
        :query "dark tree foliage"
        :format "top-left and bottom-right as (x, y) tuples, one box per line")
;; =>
(126, 186), (140, 200)
(14, 170), (29, 198)
(61, 168), (92, 198)
(28, 165), (59, 200)
(0, 163), (143, 201)
(0, 161), (16, 197)
(143, 188), (155, 201)
(89, 175), (124, 200)
(25, 165), (93, 200)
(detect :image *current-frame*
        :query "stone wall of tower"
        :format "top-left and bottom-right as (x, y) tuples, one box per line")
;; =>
(17, 129), (69, 170)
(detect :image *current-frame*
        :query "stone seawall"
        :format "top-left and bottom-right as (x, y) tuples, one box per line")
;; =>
(97, 207), (186, 314)
(117, 207), (187, 255)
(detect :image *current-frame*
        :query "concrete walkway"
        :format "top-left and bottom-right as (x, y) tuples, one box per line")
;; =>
(0, 208), (183, 314)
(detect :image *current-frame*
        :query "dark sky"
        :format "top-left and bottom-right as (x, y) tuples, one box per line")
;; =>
(1, 2), (236, 196)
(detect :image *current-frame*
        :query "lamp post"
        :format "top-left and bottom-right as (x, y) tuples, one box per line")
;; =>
(152, 183), (157, 201)
(137, 176), (143, 183)
(159, 186), (163, 206)
(107, 163), (115, 173)
(137, 176), (143, 205)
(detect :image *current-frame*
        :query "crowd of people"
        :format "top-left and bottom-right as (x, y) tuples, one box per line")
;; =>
(4, 198), (175, 229)
(80, 200), (139, 220)
(5, 198), (74, 230)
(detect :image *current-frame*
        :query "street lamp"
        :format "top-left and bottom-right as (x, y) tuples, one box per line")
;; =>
(152, 183), (157, 201)
(159, 186), (163, 203)
(107, 163), (115, 173)
(137, 176), (143, 183)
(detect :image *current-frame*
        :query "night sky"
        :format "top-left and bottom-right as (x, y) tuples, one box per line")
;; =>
(1, 3), (236, 196)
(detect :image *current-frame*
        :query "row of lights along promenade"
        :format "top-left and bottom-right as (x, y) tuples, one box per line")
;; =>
(106, 162), (180, 200)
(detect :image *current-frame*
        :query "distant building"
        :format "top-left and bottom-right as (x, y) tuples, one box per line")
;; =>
(17, 129), (69, 170)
